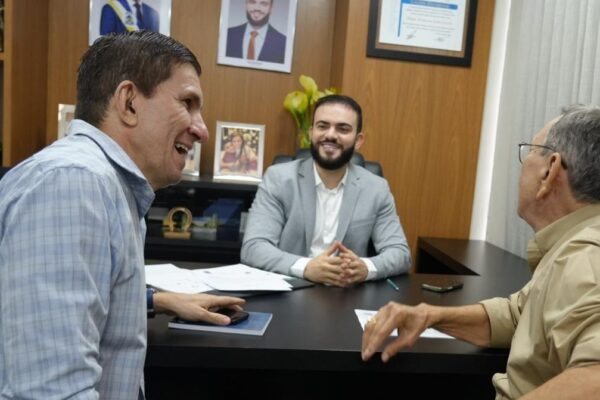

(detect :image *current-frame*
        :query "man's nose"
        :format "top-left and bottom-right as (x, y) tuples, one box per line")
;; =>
(323, 127), (338, 140)
(190, 113), (209, 143)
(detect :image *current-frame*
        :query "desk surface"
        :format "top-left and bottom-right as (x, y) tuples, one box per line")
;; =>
(147, 272), (525, 375)
(417, 237), (531, 282)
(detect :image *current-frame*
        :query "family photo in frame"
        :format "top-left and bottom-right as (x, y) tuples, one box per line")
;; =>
(88, 0), (172, 45)
(182, 142), (202, 177)
(57, 104), (76, 139)
(217, 0), (297, 73)
(213, 121), (265, 183)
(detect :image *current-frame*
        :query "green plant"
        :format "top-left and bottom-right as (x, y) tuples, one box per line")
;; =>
(283, 75), (337, 149)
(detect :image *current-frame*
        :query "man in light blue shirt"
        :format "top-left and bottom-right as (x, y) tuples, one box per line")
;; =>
(0, 31), (243, 399)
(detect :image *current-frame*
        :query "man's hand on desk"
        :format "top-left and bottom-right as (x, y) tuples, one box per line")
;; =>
(304, 242), (368, 287)
(361, 302), (430, 362)
(153, 292), (245, 325)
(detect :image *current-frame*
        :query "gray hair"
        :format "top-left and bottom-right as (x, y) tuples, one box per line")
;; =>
(545, 104), (600, 202)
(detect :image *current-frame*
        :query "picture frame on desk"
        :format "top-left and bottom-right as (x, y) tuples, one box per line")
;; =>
(213, 121), (265, 183)
(216, 0), (297, 73)
(57, 104), (76, 139)
(88, 0), (172, 45)
(366, 0), (478, 67)
(182, 142), (201, 177)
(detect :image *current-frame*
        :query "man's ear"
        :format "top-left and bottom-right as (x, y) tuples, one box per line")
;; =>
(354, 132), (365, 150)
(115, 80), (138, 126)
(536, 153), (562, 199)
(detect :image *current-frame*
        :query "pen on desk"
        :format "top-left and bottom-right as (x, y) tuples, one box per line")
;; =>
(386, 278), (400, 292)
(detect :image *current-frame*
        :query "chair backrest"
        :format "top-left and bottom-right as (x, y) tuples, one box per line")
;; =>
(272, 149), (384, 177)
(0, 167), (11, 181)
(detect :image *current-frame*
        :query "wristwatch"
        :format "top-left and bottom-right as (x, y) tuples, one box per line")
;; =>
(147, 287), (157, 318)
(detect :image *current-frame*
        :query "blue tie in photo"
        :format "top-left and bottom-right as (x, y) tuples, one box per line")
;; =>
(134, 1), (144, 29)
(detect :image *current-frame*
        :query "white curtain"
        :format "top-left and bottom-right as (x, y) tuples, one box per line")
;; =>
(485, 0), (600, 257)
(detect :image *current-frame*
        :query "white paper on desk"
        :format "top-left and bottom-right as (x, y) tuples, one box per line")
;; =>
(193, 264), (293, 291)
(195, 263), (292, 280)
(354, 309), (454, 339)
(145, 264), (213, 294)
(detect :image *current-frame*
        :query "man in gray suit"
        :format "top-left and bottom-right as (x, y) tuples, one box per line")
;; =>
(241, 95), (410, 287)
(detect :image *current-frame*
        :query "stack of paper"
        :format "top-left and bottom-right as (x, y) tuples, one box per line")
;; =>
(145, 263), (293, 293)
(145, 264), (213, 294)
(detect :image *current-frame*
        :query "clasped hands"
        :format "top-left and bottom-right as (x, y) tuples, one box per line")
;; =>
(304, 241), (368, 287)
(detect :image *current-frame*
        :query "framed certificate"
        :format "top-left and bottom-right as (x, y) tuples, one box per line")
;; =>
(366, 0), (478, 67)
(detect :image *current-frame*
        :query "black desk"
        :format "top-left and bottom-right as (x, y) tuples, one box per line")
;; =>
(146, 269), (528, 398)
(417, 236), (531, 282)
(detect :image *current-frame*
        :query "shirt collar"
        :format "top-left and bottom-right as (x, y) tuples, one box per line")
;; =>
(246, 22), (269, 37)
(312, 161), (348, 191)
(528, 203), (600, 271)
(68, 119), (155, 215)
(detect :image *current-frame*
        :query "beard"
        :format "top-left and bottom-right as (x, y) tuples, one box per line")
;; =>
(246, 12), (270, 28)
(310, 140), (356, 171)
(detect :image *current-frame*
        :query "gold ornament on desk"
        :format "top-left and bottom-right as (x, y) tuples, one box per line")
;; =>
(163, 207), (193, 240)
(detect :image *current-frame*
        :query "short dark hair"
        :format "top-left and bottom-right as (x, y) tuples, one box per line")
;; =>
(75, 30), (202, 127)
(545, 104), (600, 202)
(312, 94), (363, 133)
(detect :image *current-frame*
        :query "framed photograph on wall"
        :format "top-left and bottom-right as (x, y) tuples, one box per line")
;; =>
(217, 0), (297, 73)
(213, 121), (265, 183)
(366, 0), (477, 67)
(89, 0), (172, 45)
(57, 104), (76, 139)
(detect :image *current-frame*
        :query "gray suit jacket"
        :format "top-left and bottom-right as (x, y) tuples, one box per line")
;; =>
(241, 158), (411, 279)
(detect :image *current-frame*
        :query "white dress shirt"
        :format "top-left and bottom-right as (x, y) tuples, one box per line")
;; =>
(290, 162), (377, 280)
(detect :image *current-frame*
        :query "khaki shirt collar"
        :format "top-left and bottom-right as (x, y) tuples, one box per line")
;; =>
(528, 203), (600, 272)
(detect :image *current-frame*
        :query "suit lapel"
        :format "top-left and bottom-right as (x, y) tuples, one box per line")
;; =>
(336, 165), (361, 241)
(299, 159), (317, 251)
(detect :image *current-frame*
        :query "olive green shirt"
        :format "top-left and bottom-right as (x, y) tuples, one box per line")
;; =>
(481, 204), (600, 399)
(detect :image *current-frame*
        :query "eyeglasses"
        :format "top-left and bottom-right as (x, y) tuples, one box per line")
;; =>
(517, 142), (567, 168)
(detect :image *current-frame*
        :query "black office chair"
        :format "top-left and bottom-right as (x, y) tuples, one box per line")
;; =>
(0, 166), (11, 180)
(272, 149), (384, 177)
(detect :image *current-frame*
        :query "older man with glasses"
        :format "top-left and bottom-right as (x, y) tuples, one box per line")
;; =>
(362, 105), (600, 399)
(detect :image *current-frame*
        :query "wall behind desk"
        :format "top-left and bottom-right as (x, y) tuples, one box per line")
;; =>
(43, 0), (494, 257)
(45, 0), (335, 177)
(331, 0), (495, 256)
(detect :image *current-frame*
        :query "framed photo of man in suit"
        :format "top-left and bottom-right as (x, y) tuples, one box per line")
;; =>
(88, 0), (172, 46)
(217, 0), (298, 73)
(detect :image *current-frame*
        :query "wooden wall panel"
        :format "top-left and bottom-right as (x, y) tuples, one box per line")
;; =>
(332, 0), (495, 254)
(45, 0), (336, 175)
(45, 0), (88, 145)
(2, 0), (49, 166)
(41, 0), (494, 258)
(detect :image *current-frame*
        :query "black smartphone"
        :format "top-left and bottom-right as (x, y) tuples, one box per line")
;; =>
(216, 308), (249, 324)
(421, 277), (464, 293)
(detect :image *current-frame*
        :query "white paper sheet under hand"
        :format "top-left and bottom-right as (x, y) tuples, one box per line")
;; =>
(145, 263), (213, 294)
(354, 309), (454, 339)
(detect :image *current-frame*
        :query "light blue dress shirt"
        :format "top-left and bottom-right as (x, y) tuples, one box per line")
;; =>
(0, 120), (154, 399)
